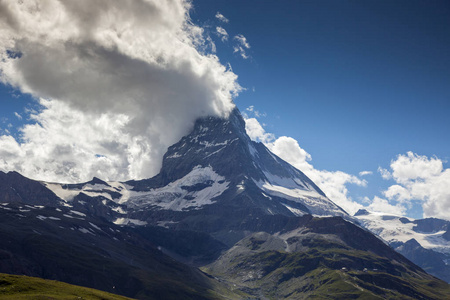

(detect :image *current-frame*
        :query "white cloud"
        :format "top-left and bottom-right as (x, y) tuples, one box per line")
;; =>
(378, 166), (392, 180)
(269, 136), (312, 172)
(233, 46), (249, 59)
(206, 35), (216, 53)
(383, 184), (411, 202)
(216, 26), (229, 42)
(0, 99), (134, 182)
(233, 34), (250, 59)
(390, 151), (443, 184)
(245, 105), (265, 118)
(14, 112), (22, 120)
(0, 0), (241, 183)
(244, 117), (274, 144)
(234, 34), (250, 49)
(381, 152), (450, 220)
(366, 196), (407, 216)
(359, 170), (372, 176)
(215, 12), (229, 23)
(243, 115), (366, 215)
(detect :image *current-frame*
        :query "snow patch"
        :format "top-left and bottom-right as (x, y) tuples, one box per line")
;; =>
(79, 227), (95, 235)
(107, 182), (133, 204)
(25, 205), (44, 209)
(261, 192), (272, 200)
(112, 206), (127, 214)
(70, 210), (86, 217)
(262, 171), (312, 190)
(157, 221), (178, 228)
(113, 218), (148, 226)
(281, 203), (306, 217)
(46, 181), (126, 203)
(126, 166), (229, 211)
(166, 152), (182, 159)
(248, 142), (258, 158)
(253, 173), (345, 217)
(45, 183), (79, 201)
(89, 222), (101, 231)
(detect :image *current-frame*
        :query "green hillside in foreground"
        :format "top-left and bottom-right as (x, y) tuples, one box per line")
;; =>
(0, 273), (133, 300)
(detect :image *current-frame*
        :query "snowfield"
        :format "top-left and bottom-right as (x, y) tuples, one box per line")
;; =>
(126, 166), (229, 211)
(356, 211), (450, 255)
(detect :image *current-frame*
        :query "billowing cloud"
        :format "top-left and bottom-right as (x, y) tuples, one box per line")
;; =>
(381, 152), (450, 220)
(216, 26), (229, 42)
(366, 196), (407, 216)
(215, 12), (229, 23)
(244, 117), (274, 144)
(0, 0), (241, 182)
(244, 115), (366, 215)
(390, 152), (443, 184)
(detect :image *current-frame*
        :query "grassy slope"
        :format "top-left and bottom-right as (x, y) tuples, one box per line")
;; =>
(203, 229), (450, 300)
(206, 248), (450, 299)
(0, 273), (133, 299)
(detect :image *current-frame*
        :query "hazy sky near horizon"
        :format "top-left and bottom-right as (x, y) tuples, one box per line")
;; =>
(1, 0), (449, 220)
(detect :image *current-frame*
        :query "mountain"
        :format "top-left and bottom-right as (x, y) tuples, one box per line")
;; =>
(45, 108), (348, 247)
(204, 216), (449, 299)
(355, 209), (450, 283)
(0, 198), (242, 300)
(1, 108), (449, 299)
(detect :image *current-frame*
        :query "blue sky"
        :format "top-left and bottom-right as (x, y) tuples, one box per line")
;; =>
(0, 0), (449, 219)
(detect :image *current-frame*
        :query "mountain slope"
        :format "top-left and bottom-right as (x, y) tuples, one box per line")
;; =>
(204, 215), (450, 299)
(0, 201), (243, 300)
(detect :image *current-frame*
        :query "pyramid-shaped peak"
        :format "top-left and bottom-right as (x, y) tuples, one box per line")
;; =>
(126, 107), (347, 219)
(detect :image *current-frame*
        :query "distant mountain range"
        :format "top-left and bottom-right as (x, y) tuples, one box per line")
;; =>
(0, 108), (449, 299)
(355, 209), (450, 283)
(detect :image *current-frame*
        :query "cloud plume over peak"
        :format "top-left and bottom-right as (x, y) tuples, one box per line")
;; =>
(0, 0), (241, 182)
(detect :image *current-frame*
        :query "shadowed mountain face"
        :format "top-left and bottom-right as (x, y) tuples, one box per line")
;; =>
(0, 108), (449, 299)
(0, 171), (62, 206)
(0, 201), (241, 300)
